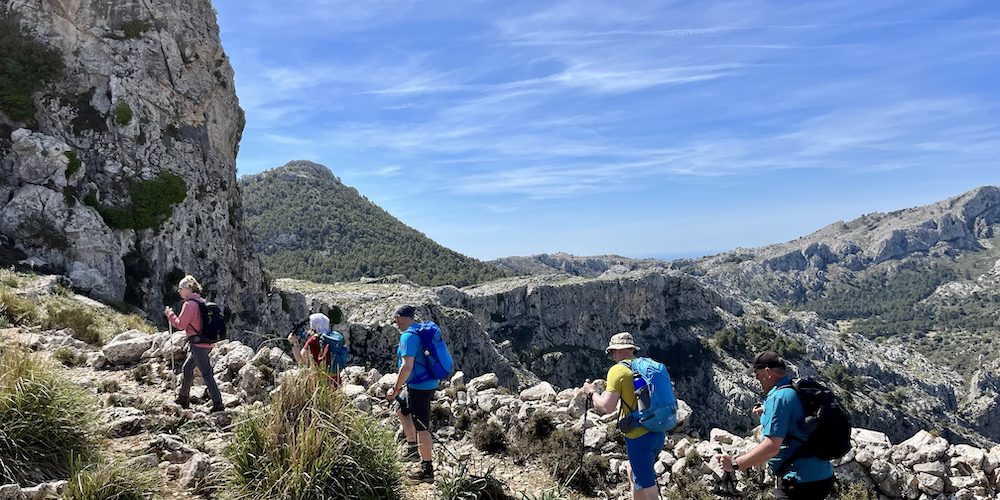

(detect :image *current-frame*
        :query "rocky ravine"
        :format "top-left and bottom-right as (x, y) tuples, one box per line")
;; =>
(275, 269), (999, 447)
(6, 312), (1000, 500)
(0, 0), (277, 334)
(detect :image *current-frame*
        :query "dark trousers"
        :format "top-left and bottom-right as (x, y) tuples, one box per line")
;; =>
(179, 345), (223, 404)
(775, 476), (835, 500)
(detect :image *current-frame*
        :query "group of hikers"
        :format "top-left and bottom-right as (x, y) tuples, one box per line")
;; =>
(163, 274), (842, 499)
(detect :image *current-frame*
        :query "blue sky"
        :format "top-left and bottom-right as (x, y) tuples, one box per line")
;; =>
(214, 0), (1000, 261)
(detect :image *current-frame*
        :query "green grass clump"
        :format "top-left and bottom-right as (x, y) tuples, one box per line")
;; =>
(64, 151), (82, 178)
(472, 422), (508, 454)
(113, 100), (132, 125)
(0, 290), (39, 327)
(86, 172), (187, 230)
(434, 461), (511, 500)
(0, 347), (98, 484)
(64, 456), (160, 500)
(225, 368), (403, 499)
(96, 380), (120, 394)
(0, 8), (64, 121)
(52, 346), (86, 367)
(120, 20), (152, 39)
(43, 300), (101, 345)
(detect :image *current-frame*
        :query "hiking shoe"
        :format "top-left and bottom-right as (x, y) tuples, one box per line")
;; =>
(406, 466), (434, 483)
(398, 443), (420, 462)
(174, 396), (190, 409)
(209, 402), (226, 413)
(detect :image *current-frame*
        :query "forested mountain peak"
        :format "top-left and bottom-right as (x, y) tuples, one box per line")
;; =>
(240, 160), (508, 287)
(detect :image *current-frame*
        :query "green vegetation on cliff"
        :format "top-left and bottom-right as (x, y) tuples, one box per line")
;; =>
(0, 8), (64, 121)
(241, 161), (508, 287)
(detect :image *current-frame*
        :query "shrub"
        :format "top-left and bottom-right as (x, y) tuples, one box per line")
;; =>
(64, 456), (160, 500)
(543, 430), (607, 496)
(43, 301), (101, 345)
(226, 369), (403, 499)
(52, 346), (86, 367)
(131, 364), (153, 385)
(0, 348), (97, 484)
(434, 461), (512, 500)
(86, 172), (187, 230)
(65, 150), (81, 178)
(510, 412), (556, 462)
(472, 422), (507, 454)
(0, 268), (19, 288)
(96, 380), (120, 394)
(0, 8), (64, 121)
(0, 290), (39, 327)
(114, 100), (132, 125)
(430, 402), (453, 429)
(120, 20), (152, 39)
(836, 480), (878, 500)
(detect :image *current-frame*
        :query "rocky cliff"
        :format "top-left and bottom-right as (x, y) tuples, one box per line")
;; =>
(0, 0), (276, 332)
(275, 268), (995, 446)
(491, 252), (669, 278)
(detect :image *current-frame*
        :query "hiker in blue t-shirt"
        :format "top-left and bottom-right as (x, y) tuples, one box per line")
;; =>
(716, 351), (835, 500)
(385, 305), (439, 483)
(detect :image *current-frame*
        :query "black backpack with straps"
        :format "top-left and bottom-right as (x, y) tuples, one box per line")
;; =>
(776, 377), (852, 475)
(186, 298), (226, 344)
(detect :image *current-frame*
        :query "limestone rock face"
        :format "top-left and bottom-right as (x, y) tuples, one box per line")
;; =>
(1, 0), (275, 335)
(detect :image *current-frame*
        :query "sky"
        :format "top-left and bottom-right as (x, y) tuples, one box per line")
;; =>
(213, 0), (1000, 261)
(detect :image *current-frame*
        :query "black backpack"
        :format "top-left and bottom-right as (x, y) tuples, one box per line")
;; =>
(776, 377), (852, 475)
(186, 298), (226, 344)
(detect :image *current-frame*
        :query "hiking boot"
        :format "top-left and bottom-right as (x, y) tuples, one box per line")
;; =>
(174, 396), (190, 409)
(209, 402), (226, 413)
(398, 443), (419, 462)
(406, 464), (434, 484)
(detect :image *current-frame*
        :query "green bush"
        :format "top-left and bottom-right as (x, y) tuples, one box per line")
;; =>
(86, 172), (187, 230)
(226, 369), (403, 499)
(52, 346), (86, 367)
(836, 480), (878, 500)
(541, 430), (607, 496)
(0, 8), (64, 121)
(430, 402), (453, 429)
(65, 150), (81, 178)
(0, 348), (97, 484)
(64, 456), (160, 500)
(510, 412), (556, 462)
(96, 380), (120, 394)
(472, 422), (508, 454)
(114, 100), (132, 125)
(0, 290), (39, 327)
(434, 461), (512, 500)
(43, 301), (102, 345)
(120, 20), (152, 39)
(131, 364), (154, 385)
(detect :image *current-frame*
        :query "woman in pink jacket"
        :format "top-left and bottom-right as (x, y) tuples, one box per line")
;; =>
(164, 275), (224, 412)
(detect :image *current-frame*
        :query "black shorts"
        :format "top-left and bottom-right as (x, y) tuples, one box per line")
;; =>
(775, 476), (835, 500)
(398, 387), (435, 431)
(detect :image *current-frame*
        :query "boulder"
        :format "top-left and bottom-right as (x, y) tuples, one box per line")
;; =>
(468, 373), (499, 392)
(519, 381), (556, 401)
(917, 472), (945, 494)
(102, 330), (153, 365)
(178, 453), (212, 489)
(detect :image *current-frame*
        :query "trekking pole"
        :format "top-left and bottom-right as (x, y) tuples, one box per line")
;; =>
(581, 391), (590, 458)
(411, 414), (462, 463)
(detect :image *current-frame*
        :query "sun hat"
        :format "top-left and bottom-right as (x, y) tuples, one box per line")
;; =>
(605, 332), (641, 353)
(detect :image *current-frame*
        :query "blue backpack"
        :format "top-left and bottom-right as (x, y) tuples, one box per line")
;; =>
(408, 322), (454, 384)
(619, 357), (678, 433)
(317, 330), (349, 374)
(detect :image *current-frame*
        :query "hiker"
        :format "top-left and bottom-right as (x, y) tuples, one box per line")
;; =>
(385, 305), (439, 483)
(715, 351), (836, 500)
(164, 274), (224, 413)
(581, 332), (667, 500)
(286, 312), (343, 387)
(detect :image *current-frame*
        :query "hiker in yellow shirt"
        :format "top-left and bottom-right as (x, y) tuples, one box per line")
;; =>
(582, 332), (665, 500)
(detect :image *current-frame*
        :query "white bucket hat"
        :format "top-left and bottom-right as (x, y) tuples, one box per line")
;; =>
(605, 332), (641, 353)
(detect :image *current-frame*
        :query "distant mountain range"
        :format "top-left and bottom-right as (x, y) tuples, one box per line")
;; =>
(240, 161), (507, 287)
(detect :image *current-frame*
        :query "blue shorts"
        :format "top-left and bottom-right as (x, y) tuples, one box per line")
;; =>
(624, 431), (666, 489)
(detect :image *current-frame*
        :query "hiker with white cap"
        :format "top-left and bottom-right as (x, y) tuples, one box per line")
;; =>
(582, 332), (675, 500)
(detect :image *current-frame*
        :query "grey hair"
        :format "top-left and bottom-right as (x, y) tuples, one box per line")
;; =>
(178, 275), (202, 294)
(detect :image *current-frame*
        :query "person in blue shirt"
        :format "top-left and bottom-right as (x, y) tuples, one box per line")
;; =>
(385, 305), (440, 483)
(716, 351), (835, 499)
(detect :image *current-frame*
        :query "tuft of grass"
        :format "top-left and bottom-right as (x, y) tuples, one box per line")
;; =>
(434, 461), (512, 500)
(472, 422), (507, 455)
(96, 380), (120, 394)
(0, 348), (98, 484)
(113, 100), (132, 125)
(131, 364), (153, 385)
(64, 150), (81, 178)
(64, 456), (160, 500)
(52, 346), (86, 367)
(0, 268), (21, 288)
(542, 430), (607, 496)
(225, 369), (403, 499)
(836, 480), (879, 500)
(43, 300), (101, 345)
(0, 290), (39, 327)
(430, 402), (453, 429)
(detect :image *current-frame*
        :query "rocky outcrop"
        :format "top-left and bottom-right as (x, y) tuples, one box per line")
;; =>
(1, 0), (275, 334)
(490, 252), (669, 278)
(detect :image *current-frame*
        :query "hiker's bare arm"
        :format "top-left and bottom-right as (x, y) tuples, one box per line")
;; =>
(717, 436), (782, 472)
(387, 356), (415, 400)
(581, 379), (617, 414)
